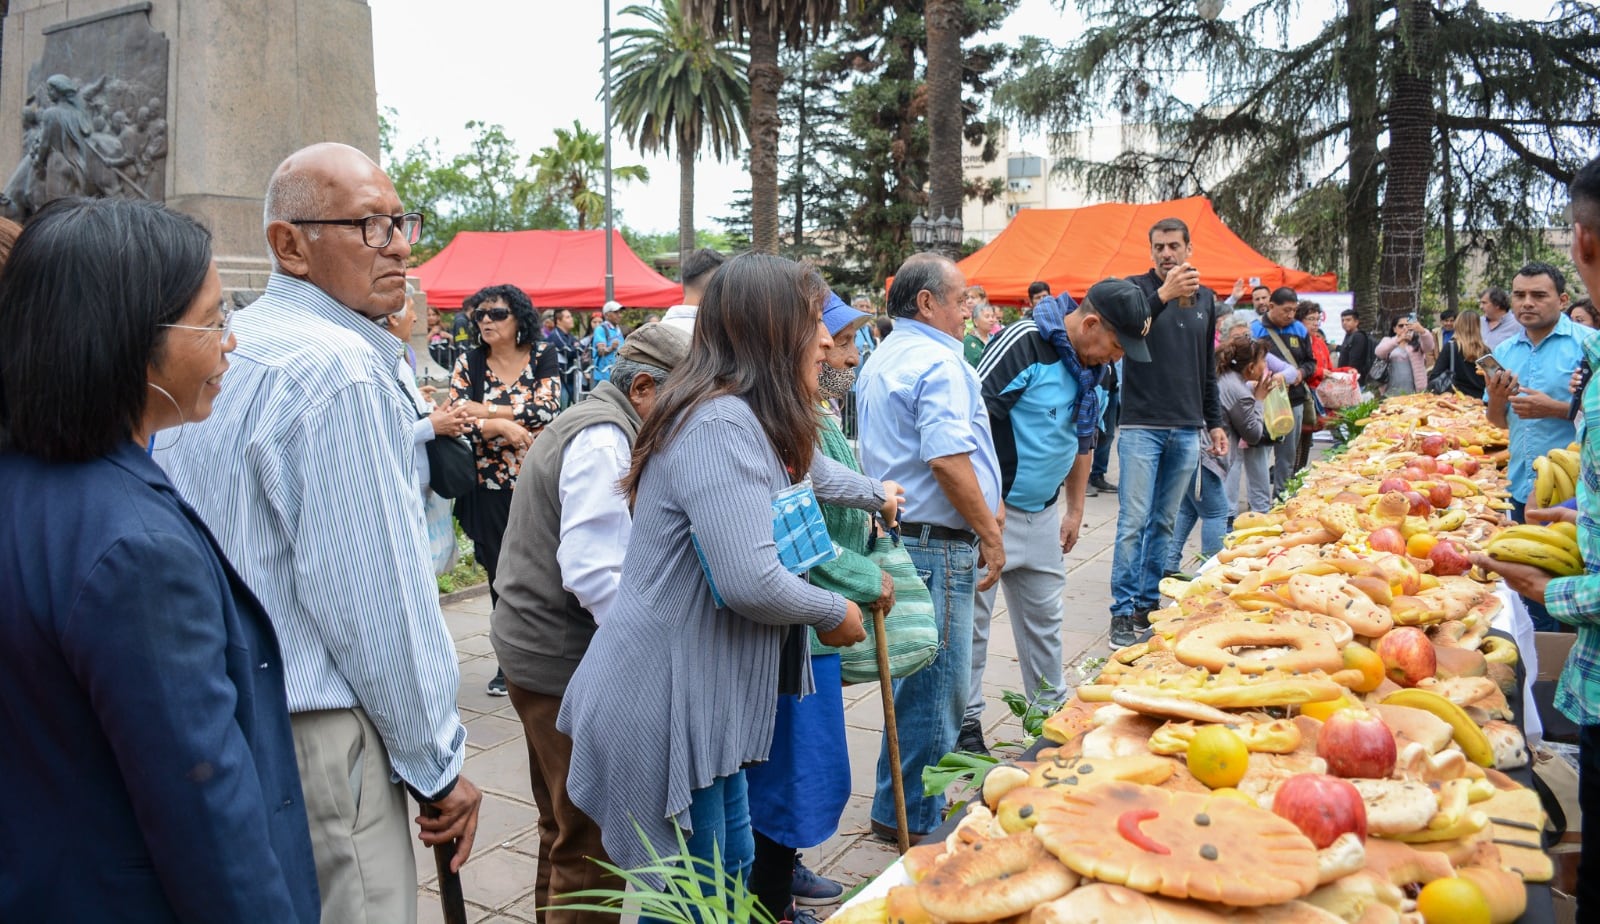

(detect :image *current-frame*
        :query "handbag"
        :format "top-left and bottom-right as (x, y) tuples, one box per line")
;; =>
(1428, 342), (1457, 395)
(1262, 383), (1295, 440)
(837, 532), (940, 683)
(422, 348), (488, 500)
(691, 477), (838, 608)
(1368, 356), (1390, 384)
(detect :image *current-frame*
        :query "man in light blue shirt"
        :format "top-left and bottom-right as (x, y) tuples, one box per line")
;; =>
(856, 252), (1002, 840)
(1486, 261), (1591, 630)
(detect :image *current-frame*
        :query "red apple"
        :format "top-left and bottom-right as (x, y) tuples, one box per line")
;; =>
(1434, 462), (1455, 476)
(1420, 434), (1449, 457)
(1402, 466), (1429, 483)
(1410, 456), (1438, 475)
(1427, 540), (1473, 577)
(1403, 491), (1433, 517)
(1272, 773), (1368, 847)
(1368, 526), (1406, 554)
(1426, 483), (1453, 510)
(1379, 476), (1412, 495)
(1317, 709), (1398, 779)
(1377, 626), (1436, 686)
(1455, 457), (1479, 476)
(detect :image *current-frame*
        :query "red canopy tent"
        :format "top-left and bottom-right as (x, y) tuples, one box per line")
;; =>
(410, 229), (683, 309)
(958, 196), (1337, 305)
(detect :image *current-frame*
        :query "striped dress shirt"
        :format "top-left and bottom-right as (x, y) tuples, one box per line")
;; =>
(160, 274), (466, 798)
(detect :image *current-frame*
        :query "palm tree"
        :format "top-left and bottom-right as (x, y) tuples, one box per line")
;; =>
(613, 0), (749, 265)
(529, 120), (650, 230)
(684, 0), (843, 253)
(924, 0), (964, 248)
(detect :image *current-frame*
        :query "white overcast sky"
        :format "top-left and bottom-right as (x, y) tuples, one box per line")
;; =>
(370, 0), (1543, 235)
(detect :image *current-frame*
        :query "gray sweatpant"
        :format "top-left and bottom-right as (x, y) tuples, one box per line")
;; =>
(966, 502), (1067, 725)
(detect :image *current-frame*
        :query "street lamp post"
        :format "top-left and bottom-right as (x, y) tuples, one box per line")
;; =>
(910, 209), (963, 257)
(602, 0), (615, 304)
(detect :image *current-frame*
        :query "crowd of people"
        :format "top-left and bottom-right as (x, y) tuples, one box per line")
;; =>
(6, 136), (1600, 924)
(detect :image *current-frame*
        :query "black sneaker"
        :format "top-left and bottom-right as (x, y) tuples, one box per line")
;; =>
(486, 667), (509, 697)
(1109, 615), (1139, 649)
(1085, 483), (1099, 497)
(782, 907), (824, 924)
(1132, 609), (1155, 641)
(957, 719), (989, 757)
(1089, 475), (1118, 493)
(790, 855), (844, 906)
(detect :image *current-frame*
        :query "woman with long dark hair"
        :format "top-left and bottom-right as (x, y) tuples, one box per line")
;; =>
(0, 199), (318, 921)
(558, 254), (900, 917)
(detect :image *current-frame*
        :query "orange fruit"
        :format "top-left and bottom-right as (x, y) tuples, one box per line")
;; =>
(1407, 532), (1438, 557)
(1186, 725), (1249, 789)
(1341, 644), (1386, 693)
(1300, 692), (1359, 722)
(1416, 877), (1491, 924)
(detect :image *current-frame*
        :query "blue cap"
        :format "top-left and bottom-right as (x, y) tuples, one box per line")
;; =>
(822, 290), (871, 336)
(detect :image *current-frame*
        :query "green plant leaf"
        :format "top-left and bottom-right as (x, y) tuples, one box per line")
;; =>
(921, 750), (999, 798)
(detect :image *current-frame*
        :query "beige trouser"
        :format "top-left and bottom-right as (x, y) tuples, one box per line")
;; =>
(291, 708), (417, 924)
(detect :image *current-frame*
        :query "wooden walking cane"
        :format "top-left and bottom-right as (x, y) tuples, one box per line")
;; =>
(872, 596), (912, 856)
(420, 802), (470, 924)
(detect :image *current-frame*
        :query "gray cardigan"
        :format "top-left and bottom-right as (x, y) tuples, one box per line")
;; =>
(556, 395), (883, 872)
(1213, 370), (1267, 479)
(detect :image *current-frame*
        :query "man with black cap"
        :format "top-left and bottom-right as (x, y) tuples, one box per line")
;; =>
(1108, 217), (1229, 649)
(489, 321), (690, 923)
(959, 278), (1154, 754)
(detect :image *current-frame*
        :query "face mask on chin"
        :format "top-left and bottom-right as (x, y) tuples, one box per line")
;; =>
(818, 363), (856, 400)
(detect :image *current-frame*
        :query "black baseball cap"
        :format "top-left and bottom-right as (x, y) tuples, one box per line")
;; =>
(1085, 278), (1154, 362)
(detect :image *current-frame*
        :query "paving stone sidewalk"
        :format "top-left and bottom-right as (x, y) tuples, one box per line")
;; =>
(415, 466), (1195, 922)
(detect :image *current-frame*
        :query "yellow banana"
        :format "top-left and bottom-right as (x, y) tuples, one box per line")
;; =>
(1533, 456), (1556, 509)
(1391, 810), (1489, 843)
(1550, 461), (1576, 505)
(1551, 448), (1581, 483)
(1429, 508), (1467, 532)
(1570, 441), (1582, 452)
(1443, 474), (1482, 497)
(1481, 636), (1519, 666)
(1485, 538), (1584, 576)
(1552, 521), (1579, 542)
(1381, 688), (1496, 767)
(1490, 524), (1582, 555)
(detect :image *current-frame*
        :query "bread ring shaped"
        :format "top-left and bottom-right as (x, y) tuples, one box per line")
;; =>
(915, 832), (1079, 922)
(1273, 609), (1354, 649)
(1173, 620), (1344, 675)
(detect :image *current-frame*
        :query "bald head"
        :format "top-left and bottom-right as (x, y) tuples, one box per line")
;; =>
(263, 143), (412, 319)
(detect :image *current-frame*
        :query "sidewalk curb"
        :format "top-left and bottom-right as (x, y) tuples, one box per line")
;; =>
(439, 582), (490, 606)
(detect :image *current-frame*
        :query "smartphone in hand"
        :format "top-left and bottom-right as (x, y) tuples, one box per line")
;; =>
(1475, 354), (1504, 377)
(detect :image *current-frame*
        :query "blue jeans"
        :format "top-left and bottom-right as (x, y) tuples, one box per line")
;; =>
(1111, 427), (1202, 616)
(640, 772), (754, 924)
(1092, 389), (1120, 480)
(873, 532), (976, 834)
(1165, 466), (1231, 574)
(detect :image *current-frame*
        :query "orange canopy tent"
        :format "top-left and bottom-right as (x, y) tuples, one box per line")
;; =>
(958, 196), (1337, 305)
(411, 229), (682, 309)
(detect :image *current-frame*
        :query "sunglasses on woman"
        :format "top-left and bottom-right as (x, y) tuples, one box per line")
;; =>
(473, 307), (512, 323)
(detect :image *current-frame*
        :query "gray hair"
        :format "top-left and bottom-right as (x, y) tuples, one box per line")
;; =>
(609, 357), (669, 390)
(1219, 309), (1257, 339)
(262, 167), (323, 271)
(886, 253), (954, 319)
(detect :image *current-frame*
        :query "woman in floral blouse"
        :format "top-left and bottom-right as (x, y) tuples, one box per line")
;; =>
(451, 283), (560, 695)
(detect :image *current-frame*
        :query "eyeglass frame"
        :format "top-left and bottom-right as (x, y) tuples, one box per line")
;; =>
(472, 307), (513, 323)
(286, 211), (425, 249)
(160, 301), (236, 339)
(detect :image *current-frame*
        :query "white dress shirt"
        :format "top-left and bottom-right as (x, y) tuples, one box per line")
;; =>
(555, 422), (633, 624)
(660, 304), (697, 334)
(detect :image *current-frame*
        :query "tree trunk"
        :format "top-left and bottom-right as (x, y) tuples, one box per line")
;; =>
(747, 15), (782, 253)
(1377, 0), (1435, 332)
(925, 0), (964, 253)
(678, 137), (696, 266)
(1440, 129), (1458, 316)
(792, 50), (807, 250)
(1344, 0), (1382, 330)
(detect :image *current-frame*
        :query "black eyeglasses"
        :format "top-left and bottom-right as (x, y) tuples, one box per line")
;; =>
(288, 212), (424, 248)
(473, 307), (512, 323)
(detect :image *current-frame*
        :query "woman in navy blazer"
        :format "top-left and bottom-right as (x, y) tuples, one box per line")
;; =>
(0, 199), (319, 922)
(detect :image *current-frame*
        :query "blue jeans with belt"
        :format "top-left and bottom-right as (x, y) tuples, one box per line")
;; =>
(872, 528), (976, 835)
(1110, 428), (1202, 617)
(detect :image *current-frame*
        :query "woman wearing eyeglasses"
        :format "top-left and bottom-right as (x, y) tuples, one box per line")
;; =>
(0, 198), (319, 921)
(450, 283), (561, 696)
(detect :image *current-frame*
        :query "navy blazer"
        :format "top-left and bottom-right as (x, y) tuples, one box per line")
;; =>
(0, 441), (320, 922)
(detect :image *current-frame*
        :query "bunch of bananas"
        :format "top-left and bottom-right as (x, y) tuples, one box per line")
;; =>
(1532, 444), (1582, 507)
(1485, 522), (1585, 576)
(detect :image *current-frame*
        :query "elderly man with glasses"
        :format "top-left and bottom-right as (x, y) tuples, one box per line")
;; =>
(161, 142), (481, 924)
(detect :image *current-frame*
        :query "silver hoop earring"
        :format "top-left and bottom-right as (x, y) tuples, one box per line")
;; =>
(146, 382), (187, 450)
